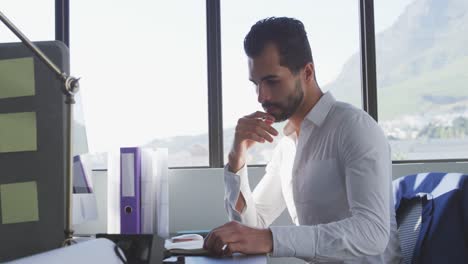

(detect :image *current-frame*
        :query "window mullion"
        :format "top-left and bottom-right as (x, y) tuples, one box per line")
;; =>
(359, 0), (378, 121)
(206, 0), (224, 167)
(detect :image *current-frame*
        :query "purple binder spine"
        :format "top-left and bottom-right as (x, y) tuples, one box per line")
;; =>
(120, 147), (141, 234)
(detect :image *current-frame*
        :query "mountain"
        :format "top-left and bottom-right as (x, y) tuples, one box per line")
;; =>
(146, 133), (210, 167)
(141, 0), (468, 166)
(326, 0), (468, 121)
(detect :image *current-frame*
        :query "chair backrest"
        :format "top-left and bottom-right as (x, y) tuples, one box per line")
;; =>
(396, 198), (423, 264)
(393, 172), (468, 264)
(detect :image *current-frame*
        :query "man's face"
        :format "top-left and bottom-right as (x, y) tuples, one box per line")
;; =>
(248, 43), (304, 122)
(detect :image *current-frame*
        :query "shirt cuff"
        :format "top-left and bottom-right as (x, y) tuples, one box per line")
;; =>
(223, 164), (251, 214)
(269, 226), (297, 257)
(269, 226), (319, 260)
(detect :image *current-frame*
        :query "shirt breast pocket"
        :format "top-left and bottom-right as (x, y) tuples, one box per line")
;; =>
(293, 158), (342, 204)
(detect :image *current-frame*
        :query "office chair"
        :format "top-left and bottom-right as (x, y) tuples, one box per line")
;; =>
(393, 172), (468, 264)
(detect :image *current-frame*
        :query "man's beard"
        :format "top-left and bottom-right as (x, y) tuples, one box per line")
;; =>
(262, 79), (304, 122)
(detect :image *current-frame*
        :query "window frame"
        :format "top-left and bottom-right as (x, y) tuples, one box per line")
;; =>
(56, 0), (468, 168)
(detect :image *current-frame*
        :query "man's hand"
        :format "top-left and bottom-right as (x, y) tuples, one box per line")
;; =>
(228, 111), (278, 172)
(203, 221), (273, 256)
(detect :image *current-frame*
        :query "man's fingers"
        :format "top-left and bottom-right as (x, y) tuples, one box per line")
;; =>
(203, 232), (213, 249)
(211, 236), (225, 256)
(254, 127), (274, 143)
(225, 242), (245, 255)
(262, 122), (279, 137)
(248, 118), (279, 137)
(237, 120), (278, 142)
(204, 231), (222, 253)
(211, 235), (235, 256)
(245, 132), (266, 143)
(203, 226), (221, 248)
(253, 119), (279, 137)
(235, 127), (266, 143)
(203, 228), (243, 256)
(217, 234), (243, 256)
(245, 111), (275, 121)
(204, 227), (225, 249)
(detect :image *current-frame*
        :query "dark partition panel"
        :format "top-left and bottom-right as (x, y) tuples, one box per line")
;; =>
(0, 41), (68, 261)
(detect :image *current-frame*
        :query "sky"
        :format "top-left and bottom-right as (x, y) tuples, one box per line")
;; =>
(1, 0), (414, 153)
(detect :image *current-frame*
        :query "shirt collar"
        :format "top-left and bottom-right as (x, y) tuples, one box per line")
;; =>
(305, 91), (336, 127)
(283, 92), (336, 136)
(283, 121), (296, 137)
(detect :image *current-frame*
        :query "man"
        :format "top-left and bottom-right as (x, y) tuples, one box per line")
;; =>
(204, 17), (401, 263)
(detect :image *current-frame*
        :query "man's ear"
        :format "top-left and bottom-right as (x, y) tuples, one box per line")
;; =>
(303, 63), (315, 83)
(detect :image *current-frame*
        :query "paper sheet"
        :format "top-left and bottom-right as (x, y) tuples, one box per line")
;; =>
(7, 238), (123, 264)
(0, 57), (35, 99)
(0, 112), (37, 153)
(0, 181), (39, 224)
(107, 149), (122, 233)
(155, 148), (169, 238)
(165, 234), (209, 256)
(165, 234), (204, 250)
(72, 193), (98, 226)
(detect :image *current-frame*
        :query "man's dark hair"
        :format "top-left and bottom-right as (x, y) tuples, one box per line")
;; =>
(244, 17), (313, 74)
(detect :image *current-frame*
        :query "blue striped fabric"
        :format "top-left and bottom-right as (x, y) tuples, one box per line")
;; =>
(396, 199), (422, 264)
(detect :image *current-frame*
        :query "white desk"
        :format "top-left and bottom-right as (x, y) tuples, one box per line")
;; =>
(6, 237), (268, 264)
(164, 254), (267, 264)
(6, 239), (122, 264)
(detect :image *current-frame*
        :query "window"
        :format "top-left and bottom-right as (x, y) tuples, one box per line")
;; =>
(70, 0), (209, 167)
(375, 0), (468, 160)
(0, 1), (54, 42)
(221, 0), (362, 164)
(18, 0), (464, 168)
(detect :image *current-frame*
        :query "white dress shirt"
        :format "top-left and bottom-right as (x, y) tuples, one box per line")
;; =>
(224, 92), (402, 263)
